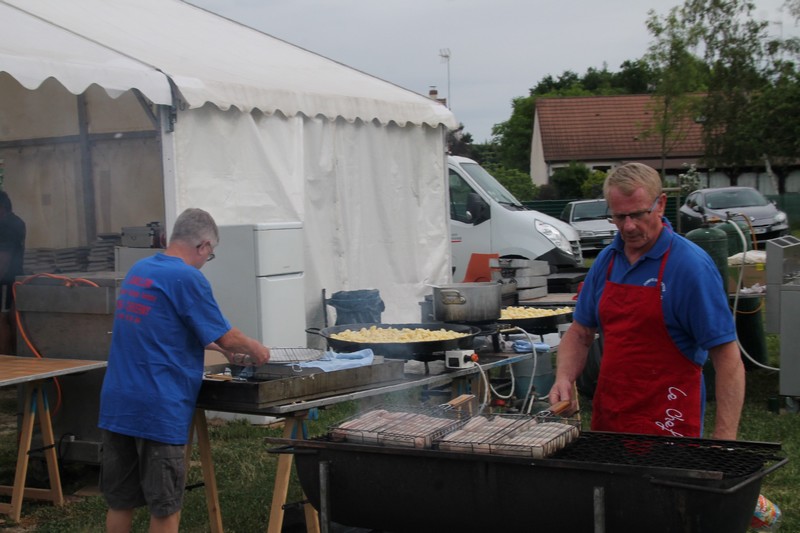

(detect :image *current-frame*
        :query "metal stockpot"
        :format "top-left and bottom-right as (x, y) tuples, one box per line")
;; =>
(431, 282), (502, 323)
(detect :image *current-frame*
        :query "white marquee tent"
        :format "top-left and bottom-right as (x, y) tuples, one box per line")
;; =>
(0, 0), (458, 329)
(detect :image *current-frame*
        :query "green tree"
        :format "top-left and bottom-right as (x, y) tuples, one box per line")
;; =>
(447, 124), (476, 159)
(491, 95), (535, 173)
(615, 59), (658, 94)
(550, 162), (593, 199)
(581, 169), (608, 199)
(674, 0), (771, 176)
(483, 163), (538, 201)
(645, 7), (709, 178)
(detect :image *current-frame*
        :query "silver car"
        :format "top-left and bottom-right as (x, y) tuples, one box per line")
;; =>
(560, 199), (618, 253)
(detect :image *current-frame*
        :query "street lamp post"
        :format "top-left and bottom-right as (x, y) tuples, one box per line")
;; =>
(439, 48), (451, 109)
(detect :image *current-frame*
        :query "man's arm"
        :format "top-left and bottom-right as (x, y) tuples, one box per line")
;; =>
(708, 340), (745, 440)
(209, 327), (271, 366)
(548, 321), (597, 409)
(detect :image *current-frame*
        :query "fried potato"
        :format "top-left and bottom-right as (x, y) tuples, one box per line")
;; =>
(500, 306), (572, 320)
(330, 325), (468, 343)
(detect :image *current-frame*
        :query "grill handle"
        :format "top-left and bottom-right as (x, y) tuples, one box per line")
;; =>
(266, 445), (319, 456)
(649, 456), (788, 495)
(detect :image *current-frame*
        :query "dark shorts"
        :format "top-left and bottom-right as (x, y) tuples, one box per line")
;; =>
(100, 430), (186, 517)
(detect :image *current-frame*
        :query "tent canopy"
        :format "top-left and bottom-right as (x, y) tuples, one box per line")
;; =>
(0, 0), (456, 129)
(0, 0), (456, 326)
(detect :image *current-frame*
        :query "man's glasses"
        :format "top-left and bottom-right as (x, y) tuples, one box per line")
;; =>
(607, 196), (660, 224)
(197, 242), (216, 262)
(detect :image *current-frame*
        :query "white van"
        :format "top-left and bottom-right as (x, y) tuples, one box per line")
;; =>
(448, 155), (582, 280)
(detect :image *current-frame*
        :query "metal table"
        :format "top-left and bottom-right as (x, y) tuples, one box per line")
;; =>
(192, 352), (532, 533)
(0, 355), (107, 522)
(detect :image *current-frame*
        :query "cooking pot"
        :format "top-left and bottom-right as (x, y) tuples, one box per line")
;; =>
(499, 305), (574, 335)
(306, 322), (481, 361)
(431, 282), (502, 323)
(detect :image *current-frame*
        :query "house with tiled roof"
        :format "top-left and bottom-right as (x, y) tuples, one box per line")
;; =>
(530, 94), (800, 194)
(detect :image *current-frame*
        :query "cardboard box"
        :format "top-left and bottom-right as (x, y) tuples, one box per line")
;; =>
(728, 263), (766, 293)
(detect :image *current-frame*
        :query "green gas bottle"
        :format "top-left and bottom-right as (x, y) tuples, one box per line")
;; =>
(686, 225), (729, 290)
(718, 219), (753, 256)
(686, 224), (729, 400)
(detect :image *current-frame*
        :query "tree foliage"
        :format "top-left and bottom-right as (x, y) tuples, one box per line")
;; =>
(462, 0), (800, 196)
(550, 162), (594, 199)
(581, 169), (608, 199)
(483, 163), (538, 201)
(645, 0), (800, 186)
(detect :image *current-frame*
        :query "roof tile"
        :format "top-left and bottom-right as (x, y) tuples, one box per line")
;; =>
(536, 94), (703, 163)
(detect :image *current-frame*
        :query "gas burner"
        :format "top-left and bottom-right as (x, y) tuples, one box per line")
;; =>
(444, 320), (502, 352)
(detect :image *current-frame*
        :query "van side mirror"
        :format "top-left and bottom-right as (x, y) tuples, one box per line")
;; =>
(466, 193), (490, 225)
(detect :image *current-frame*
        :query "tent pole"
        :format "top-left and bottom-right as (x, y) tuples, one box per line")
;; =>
(76, 94), (97, 245)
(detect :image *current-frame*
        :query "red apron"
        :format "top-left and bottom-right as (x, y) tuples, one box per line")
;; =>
(592, 247), (702, 437)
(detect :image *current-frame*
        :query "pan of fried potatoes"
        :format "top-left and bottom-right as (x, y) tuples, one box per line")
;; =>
(498, 305), (573, 334)
(307, 322), (481, 360)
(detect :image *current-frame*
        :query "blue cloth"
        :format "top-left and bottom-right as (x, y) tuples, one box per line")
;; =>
(296, 349), (374, 372)
(574, 220), (736, 367)
(99, 253), (231, 445)
(513, 340), (550, 353)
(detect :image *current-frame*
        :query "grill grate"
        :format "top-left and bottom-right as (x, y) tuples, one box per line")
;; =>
(435, 413), (580, 458)
(266, 347), (325, 364)
(329, 405), (466, 449)
(550, 431), (783, 478)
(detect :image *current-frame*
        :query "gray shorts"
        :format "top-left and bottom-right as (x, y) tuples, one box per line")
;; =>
(100, 430), (186, 517)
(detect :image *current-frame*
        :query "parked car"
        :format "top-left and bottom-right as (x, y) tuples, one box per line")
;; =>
(560, 199), (618, 253)
(679, 187), (789, 246)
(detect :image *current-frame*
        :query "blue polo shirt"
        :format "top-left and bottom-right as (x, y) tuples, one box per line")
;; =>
(99, 253), (231, 444)
(574, 220), (736, 366)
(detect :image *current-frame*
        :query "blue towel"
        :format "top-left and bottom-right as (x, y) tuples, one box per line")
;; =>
(513, 340), (550, 353)
(295, 349), (374, 372)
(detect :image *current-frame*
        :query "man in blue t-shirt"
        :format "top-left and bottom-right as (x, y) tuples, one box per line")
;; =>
(99, 208), (271, 533)
(549, 163), (744, 441)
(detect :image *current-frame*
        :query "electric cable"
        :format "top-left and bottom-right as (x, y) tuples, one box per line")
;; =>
(725, 218), (779, 372)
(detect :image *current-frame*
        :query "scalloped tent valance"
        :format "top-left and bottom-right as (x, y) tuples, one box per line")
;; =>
(0, 0), (456, 129)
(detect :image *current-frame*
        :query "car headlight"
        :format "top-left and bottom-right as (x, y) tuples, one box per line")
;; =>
(775, 212), (787, 224)
(535, 220), (573, 255)
(578, 229), (595, 237)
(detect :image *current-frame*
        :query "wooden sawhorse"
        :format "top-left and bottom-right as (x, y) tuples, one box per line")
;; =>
(188, 409), (320, 533)
(0, 383), (64, 522)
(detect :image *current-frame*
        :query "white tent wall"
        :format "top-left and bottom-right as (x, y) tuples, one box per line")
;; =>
(173, 107), (451, 326)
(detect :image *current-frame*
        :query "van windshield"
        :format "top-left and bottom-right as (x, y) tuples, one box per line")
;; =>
(460, 162), (522, 206)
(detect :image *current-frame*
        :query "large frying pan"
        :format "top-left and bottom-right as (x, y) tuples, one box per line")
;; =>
(498, 306), (574, 335)
(307, 323), (481, 361)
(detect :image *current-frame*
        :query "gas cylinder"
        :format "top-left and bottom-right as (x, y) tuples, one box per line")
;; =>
(686, 224), (731, 400)
(686, 225), (729, 287)
(717, 219), (752, 256)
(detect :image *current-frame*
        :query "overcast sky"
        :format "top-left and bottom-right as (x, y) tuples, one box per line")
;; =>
(186, 0), (796, 143)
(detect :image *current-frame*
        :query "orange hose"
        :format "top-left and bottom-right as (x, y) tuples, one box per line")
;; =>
(12, 273), (101, 415)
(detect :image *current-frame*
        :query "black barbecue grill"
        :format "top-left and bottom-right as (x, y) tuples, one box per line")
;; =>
(268, 429), (786, 533)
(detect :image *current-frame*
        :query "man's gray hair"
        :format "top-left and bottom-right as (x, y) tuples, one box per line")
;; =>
(169, 208), (219, 246)
(603, 163), (663, 200)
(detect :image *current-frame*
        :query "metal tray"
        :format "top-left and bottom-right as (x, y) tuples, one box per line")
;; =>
(197, 357), (406, 411)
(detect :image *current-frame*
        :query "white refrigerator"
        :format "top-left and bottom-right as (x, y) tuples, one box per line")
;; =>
(202, 222), (306, 348)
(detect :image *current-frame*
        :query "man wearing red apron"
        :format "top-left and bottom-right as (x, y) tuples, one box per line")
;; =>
(550, 163), (744, 441)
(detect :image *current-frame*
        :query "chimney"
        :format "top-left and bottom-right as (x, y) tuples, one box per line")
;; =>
(428, 86), (447, 107)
